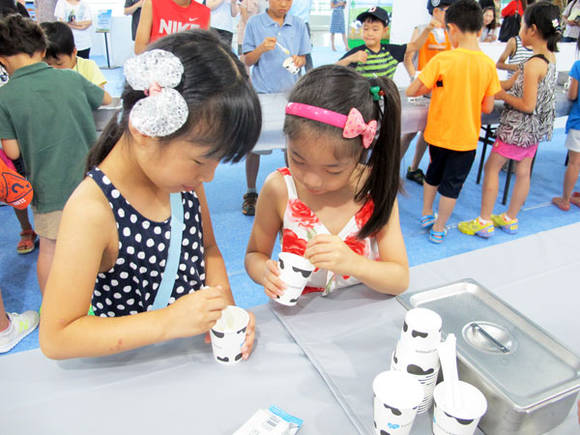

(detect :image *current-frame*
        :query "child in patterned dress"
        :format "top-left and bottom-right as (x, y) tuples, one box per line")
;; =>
(245, 65), (409, 298)
(40, 31), (260, 359)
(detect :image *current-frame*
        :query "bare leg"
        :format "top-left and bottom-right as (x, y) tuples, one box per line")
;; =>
(14, 207), (32, 232)
(563, 151), (580, 200)
(400, 132), (418, 160)
(506, 157), (533, 219)
(433, 195), (457, 232)
(410, 134), (428, 171)
(37, 237), (56, 295)
(0, 290), (8, 332)
(480, 151), (507, 220)
(331, 33), (336, 51)
(245, 153), (260, 190)
(342, 33), (348, 49)
(422, 181), (438, 217)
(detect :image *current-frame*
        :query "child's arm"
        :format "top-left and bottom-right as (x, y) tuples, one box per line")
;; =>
(304, 199), (409, 295)
(245, 173), (286, 299)
(124, 0), (143, 16)
(39, 182), (231, 359)
(496, 37), (518, 73)
(406, 19), (437, 55)
(569, 77), (578, 102)
(1, 138), (20, 160)
(336, 49), (368, 67)
(243, 36), (276, 66)
(134, 0), (153, 54)
(406, 76), (430, 97)
(197, 184), (255, 359)
(496, 57), (545, 114)
(500, 69), (520, 91)
(481, 95), (495, 114)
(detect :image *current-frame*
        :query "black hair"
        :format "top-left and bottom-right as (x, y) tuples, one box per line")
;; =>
(40, 21), (75, 57)
(86, 30), (261, 171)
(0, 13), (46, 57)
(482, 6), (497, 31)
(362, 16), (387, 28)
(283, 65), (401, 240)
(523, 1), (561, 52)
(445, 0), (483, 33)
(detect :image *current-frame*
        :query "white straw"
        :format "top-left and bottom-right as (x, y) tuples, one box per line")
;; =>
(276, 42), (290, 55)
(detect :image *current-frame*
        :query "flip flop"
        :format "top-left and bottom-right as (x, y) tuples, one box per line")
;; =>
(17, 229), (37, 255)
(420, 213), (437, 229)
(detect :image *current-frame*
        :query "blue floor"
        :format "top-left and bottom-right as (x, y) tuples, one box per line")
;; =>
(1, 48), (579, 356)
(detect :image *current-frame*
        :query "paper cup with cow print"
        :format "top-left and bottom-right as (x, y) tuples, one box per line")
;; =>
(433, 381), (487, 435)
(391, 340), (440, 413)
(372, 370), (424, 435)
(209, 305), (249, 366)
(400, 308), (442, 352)
(275, 252), (315, 306)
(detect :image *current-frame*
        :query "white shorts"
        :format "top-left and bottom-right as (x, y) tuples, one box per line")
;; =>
(565, 129), (580, 153)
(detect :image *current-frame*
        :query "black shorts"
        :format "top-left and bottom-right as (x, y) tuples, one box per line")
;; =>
(425, 144), (476, 199)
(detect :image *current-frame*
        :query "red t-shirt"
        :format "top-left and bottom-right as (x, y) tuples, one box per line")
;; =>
(501, 0), (524, 18)
(150, 0), (210, 43)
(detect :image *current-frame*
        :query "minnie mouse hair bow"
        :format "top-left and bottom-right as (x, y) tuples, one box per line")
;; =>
(342, 108), (378, 149)
(124, 49), (188, 137)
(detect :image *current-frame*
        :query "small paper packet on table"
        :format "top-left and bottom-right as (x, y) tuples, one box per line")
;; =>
(233, 405), (303, 435)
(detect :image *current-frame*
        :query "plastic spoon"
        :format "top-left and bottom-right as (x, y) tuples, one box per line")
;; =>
(276, 42), (290, 55)
(437, 333), (460, 411)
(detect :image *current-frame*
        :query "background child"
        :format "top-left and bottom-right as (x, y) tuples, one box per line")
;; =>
(401, 0), (455, 186)
(241, 0), (311, 216)
(337, 6), (433, 81)
(552, 37), (580, 211)
(41, 21), (107, 88)
(245, 65), (409, 297)
(329, 0), (347, 52)
(39, 31), (260, 359)
(480, 6), (498, 42)
(407, 0), (501, 244)
(496, 34), (533, 78)
(0, 14), (111, 293)
(54, 0), (92, 59)
(134, 0), (210, 54)
(459, 1), (560, 238)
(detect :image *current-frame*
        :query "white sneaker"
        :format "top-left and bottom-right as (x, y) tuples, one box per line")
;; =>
(0, 311), (40, 353)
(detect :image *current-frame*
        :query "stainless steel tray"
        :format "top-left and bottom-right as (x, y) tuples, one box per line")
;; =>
(397, 279), (580, 434)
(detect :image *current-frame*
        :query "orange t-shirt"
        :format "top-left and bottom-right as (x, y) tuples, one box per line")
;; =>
(417, 28), (451, 70)
(419, 48), (501, 151)
(150, 0), (210, 44)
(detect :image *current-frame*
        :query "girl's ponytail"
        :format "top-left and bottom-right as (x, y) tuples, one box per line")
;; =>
(356, 77), (401, 240)
(85, 114), (122, 172)
(523, 1), (562, 53)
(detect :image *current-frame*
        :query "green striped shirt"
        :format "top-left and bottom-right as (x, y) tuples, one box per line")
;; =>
(341, 43), (407, 79)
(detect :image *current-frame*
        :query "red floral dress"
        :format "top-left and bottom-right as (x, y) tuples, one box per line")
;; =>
(278, 167), (379, 295)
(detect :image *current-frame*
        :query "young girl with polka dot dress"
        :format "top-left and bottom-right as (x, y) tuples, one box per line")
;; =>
(39, 31), (261, 359)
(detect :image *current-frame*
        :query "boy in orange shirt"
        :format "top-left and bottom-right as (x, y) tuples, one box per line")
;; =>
(406, 0), (501, 244)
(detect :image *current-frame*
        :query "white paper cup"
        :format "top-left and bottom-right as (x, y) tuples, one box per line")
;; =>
(283, 57), (300, 74)
(433, 381), (487, 435)
(275, 252), (315, 306)
(372, 370), (424, 435)
(400, 308), (442, 352)
(209, 305), (249, 366)
(391, 340), (440, 413)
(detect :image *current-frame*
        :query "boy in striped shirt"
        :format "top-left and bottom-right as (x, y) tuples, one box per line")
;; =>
(337, 6), (433, 80)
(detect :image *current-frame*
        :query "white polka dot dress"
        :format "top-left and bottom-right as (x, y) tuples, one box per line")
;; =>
(88, 168), (206, 317)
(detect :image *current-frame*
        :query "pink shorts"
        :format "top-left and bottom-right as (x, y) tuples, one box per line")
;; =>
(492, 139), (538, 161)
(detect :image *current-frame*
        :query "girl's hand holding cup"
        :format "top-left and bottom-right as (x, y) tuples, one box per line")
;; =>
(291, 55), (306, 68)
(262, 258), (286, 300)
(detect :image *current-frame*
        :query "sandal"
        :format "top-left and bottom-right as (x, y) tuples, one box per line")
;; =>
(551, 197), (570, 211)
(420, 213), (437, 229)
(570, 194), (580, 208)
(241, 192), (258, 216)
(429, 228), (447, 244)
(17, 229), (37, 255)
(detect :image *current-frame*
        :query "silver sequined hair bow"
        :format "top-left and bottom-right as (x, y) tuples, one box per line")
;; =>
(124, 49), (188, 137)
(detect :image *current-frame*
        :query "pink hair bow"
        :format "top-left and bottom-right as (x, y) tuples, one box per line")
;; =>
(342, 108), (377, 149)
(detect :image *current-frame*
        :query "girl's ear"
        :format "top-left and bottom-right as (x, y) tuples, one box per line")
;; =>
(127, 120), (152, 147)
